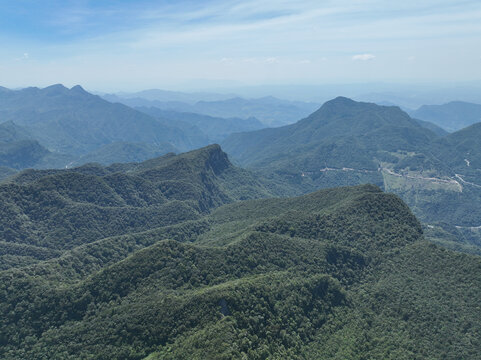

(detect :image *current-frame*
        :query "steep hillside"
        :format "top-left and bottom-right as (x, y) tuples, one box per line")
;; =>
(0, 121), (33, 142)
(0, 121), (71, 169)
(414, 118), (448, 136)
(224, 97), (437, 166)
(431, 122), (481, 175)
(1, 182), (480, 359)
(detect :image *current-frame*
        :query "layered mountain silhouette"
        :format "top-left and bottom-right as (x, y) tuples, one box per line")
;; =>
(104, 93), (319, 126)
(0, 85), (284, 171)
(410, 101), (481, 132)
(0, 121), (70, 170)
(0, 84), (207, 156)
(136, 107), (264, 143)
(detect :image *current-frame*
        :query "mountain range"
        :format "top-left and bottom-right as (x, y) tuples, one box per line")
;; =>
(1, 85), (481, 358)
(103, 93), (320, 127)
(0, 85), (273, 172)
(0, 84), (205, 155)
(1, 144), (480, 359)
(135, 107), (264, 143)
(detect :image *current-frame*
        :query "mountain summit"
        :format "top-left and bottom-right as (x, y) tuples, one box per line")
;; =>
(222, 97), (436, 174)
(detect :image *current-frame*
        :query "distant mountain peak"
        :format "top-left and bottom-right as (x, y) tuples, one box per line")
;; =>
(330, 96), (356, 103)
(188, 144), (230, 174)
(44, 83), (68, 91)
(42, 84), (70, 96)
(316, 96), (408, 117)
(71, 85), (88, 94)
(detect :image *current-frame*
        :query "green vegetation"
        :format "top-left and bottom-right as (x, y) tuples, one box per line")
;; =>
(223, 97), (437, 170)
(222, 97), (481, 249)
(0, 147), (480, 359)
(0, 145), (271, 268)
(1, 94), (481, 358)
(414, 118), (448, 136)
(0, 121), (70, 170)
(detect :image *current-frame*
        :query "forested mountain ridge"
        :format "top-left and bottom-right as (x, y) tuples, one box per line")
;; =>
(0, 145), (272, 269)
(1, 175), (480, 359)
(0, 91), (480, 358)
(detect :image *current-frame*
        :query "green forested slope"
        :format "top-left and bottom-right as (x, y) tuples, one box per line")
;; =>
(0, 145), (271, 269)
(0, 172), (480, 359)
(222, 97), (437, 169)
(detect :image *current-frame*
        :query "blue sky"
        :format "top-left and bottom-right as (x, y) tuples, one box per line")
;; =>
(0, 0), (480, 91)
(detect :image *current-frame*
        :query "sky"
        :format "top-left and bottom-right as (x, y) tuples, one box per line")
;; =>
(0, 0), (480, 92)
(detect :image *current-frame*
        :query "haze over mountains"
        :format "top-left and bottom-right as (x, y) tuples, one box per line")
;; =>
(136, 107), (264, 143)
(103, 91), (320, 127)
(0, 84), (277, 172)
(409, 101), (481, 132)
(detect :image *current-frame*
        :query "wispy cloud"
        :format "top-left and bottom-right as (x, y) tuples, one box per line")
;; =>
(352, 54), (376, 61)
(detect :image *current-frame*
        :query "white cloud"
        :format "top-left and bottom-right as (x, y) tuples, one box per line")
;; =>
(352, 53), (375, 61)
(265, 57), (279, 64)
